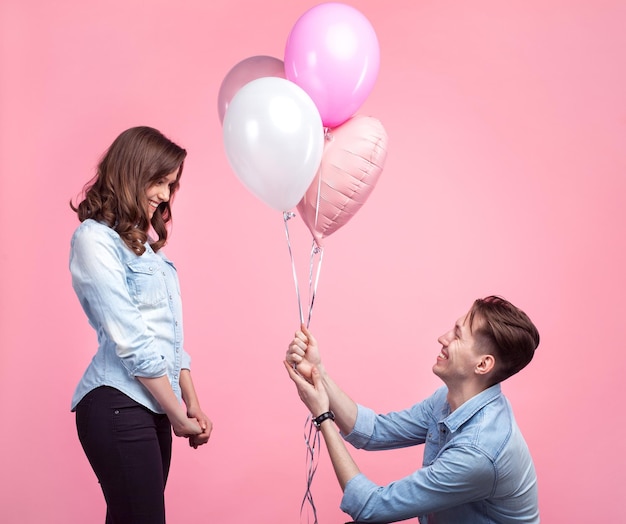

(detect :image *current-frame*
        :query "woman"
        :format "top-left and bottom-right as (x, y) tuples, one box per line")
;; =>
(69, 126), (212, 523)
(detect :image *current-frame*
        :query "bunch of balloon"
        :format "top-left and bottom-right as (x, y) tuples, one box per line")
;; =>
(218, 3), (388, 333)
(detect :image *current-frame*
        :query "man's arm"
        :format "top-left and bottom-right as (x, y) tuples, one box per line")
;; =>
(316, 365), (359, 436)
(318, 411), (360, 490)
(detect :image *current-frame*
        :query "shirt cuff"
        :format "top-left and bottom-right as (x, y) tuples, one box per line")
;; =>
(340, 473), (379, 519)
(181, 350), (191, 370)
(342, 404), (377, 448)
(129, 358), (168, 378)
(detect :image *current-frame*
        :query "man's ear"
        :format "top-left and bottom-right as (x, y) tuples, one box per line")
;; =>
(475, 354), (495, 376)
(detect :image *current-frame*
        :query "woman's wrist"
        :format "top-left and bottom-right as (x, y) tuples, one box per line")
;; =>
(184, 400), (200, 412)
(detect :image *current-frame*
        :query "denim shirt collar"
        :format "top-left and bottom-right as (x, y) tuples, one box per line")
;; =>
(441, 383), (502, 432)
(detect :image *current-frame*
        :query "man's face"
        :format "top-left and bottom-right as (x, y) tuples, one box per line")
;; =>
(432, 309), (485, 384)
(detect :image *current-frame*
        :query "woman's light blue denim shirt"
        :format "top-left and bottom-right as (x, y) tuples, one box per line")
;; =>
(341, 384), (539, 523)
(69, 219), (191, 414)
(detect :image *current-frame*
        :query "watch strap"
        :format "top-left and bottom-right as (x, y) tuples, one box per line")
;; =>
(313, 411), (335, 428)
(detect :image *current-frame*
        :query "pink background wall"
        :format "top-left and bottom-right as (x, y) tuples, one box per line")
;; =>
(1, 0), (624, 522)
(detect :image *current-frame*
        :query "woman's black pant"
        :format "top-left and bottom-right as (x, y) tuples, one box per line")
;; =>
(75, 386), (172, 524)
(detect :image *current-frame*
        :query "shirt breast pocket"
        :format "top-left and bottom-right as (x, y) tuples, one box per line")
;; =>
(126, 260), (167, 306)
(423, 427), (443, 466)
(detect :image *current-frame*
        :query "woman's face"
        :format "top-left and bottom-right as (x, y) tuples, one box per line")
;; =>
(145, 170), (178, 218)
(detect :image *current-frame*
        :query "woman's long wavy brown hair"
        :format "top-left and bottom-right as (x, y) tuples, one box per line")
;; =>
(71, 126), (187, 255)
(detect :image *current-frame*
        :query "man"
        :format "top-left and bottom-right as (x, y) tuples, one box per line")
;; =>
(285, 295), (540, 523)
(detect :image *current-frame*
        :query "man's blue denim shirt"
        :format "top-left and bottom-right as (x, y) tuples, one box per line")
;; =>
(70, 219), (190, 414)
(341, 384), (539, 523)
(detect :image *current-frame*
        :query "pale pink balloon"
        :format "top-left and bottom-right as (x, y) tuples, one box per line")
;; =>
(297, 115), (388, 247)
(284, 3), (380, 128)
(217, 55), (286, 124)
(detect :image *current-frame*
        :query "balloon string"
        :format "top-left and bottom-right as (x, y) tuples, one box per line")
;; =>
(284, 211), (304, 325)
(283, 212), (324, 524)
(306, 241), (324, 329)
(309, 135), (326, 328)
(313, 170), (322, 229)
(312, 127), (331, 230)
(300, 415), (320, 524)
(301, 248), (323, 524)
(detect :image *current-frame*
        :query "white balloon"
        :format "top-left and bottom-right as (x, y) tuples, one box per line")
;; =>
(222, 77), (324, 211)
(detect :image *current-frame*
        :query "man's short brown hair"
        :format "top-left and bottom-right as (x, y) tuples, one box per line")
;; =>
(467, 296), (540, 384)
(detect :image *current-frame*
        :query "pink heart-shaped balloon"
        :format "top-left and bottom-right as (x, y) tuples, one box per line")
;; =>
(297, 115), (388, 247)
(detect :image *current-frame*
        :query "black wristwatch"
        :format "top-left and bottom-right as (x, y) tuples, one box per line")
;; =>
(313, 411), (335, 428)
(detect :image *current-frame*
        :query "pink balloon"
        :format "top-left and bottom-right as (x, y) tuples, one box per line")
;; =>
(284, 3), (380, 128)
(217, 55), (286, 124)
(297, 115), (388, 247)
